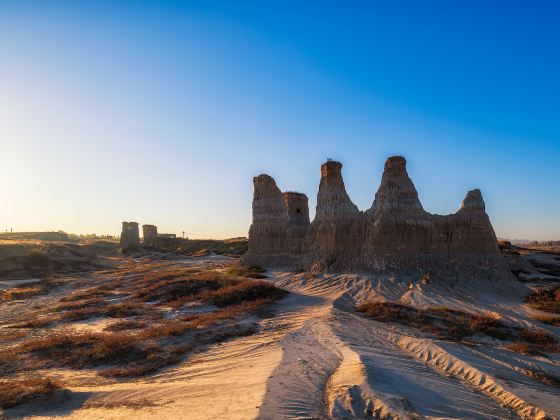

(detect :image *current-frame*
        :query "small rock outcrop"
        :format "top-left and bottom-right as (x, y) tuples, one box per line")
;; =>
(120, 222), (140, 250)
(242, 156), (512, 280)
(142, 224), (158, 246)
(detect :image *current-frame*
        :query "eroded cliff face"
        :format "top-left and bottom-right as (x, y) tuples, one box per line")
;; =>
(242, 156), (511, 280)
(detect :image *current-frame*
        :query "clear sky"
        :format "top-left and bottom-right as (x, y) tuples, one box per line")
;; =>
(1, 1), (559, 240)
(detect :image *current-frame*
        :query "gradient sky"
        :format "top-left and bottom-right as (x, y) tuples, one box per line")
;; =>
(1, 1), (559, 240)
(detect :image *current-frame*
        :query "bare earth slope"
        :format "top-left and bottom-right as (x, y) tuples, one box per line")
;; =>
(4, 257), (559, 419)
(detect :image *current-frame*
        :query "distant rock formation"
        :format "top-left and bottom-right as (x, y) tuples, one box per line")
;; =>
(142, 224), (158, 246)
(120, 222), (140, 250)
(242, 156), (512, 280)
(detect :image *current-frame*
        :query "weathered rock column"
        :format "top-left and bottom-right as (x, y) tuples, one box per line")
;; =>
(308, 160), (361, 269)
(448, 189), (502, 255)
(142, 224), (158, 246)
(242, 174), (288, 266)
(362, 156), (436, 272)
(120, 222), (140, 250)
(284, 192), (310, 254)
(368, 156), (425, 216)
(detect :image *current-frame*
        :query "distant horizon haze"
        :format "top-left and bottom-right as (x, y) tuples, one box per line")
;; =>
(1, 1), (559, 240)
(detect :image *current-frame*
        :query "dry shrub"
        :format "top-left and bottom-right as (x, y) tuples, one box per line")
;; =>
(9, 316), (59, 329)
(136, 320), (195, 339)
(526, 286), (560, 313)
(60, 286), (110, 302)
(0, 329), (28, 341)
(198, 279), (288, 306)
(0, 377), (60, 409)
(19, 332), (160, 369)
(138, 299), (274, 339)
(132, 271), (234, 303)
(54, 297), (106, 311)
(534, 314), (560, 327)
(524, 369), (560, 387)
(104, 320), (147, 332)
(224, 266), (267, 279)
(1, 277), (60, 303)
(506, 343), (544, 356)
(1, 286), (47, 301)
(359, 301), (560, 355)
(1, 261), (287, 379)
(53, 300), (143, 322)
(519, 327), (558, 353)
(357, 301), (511, 341)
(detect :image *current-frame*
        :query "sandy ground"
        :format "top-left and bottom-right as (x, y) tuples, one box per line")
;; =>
(4, 258), (560, 419)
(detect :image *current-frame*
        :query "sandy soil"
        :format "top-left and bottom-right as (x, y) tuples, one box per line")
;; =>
(4, 257), (560, 420)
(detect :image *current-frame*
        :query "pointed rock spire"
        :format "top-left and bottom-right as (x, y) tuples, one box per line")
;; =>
(315, 160), (359, 218)
(369, 156), (424, 215)
(460, 189), (486, 211)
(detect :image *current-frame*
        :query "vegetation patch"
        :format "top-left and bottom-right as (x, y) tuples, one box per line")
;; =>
(0, 262), (288, 383)
(25, 250), (51, 268)
(0, 377), (60, 409)
(358, 301), (558, 355)
(1, 286), (47, 301)
(526, 286), (560, 314)
(224, 266), (267, 279)
(534, 314), (560, 327)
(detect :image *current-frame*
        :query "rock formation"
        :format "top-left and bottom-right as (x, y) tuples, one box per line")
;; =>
(242, 156), (512, 280)
(284, 192), (310, 255)
(307, 160), (361, 268)
(245, 175), (290, 267)
(120, 222), (140, 250)
(142, 224), (158, 246)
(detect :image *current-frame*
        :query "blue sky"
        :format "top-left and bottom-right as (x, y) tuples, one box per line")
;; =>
(1, 1), (559, 239)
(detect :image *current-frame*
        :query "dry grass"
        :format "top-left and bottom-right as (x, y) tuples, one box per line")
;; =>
(0, 262), (288, 382)
(358, 301), (559, 355)
(224, 266), (267, 279)
(524, 369), (560, 388)
(59, 286), (110, 302)
(1, 286), (47, 301)
(0, 277), (62, 303)
(104, 320), (147, 332)
(0, 377), (60, 409)
(506, 343), (545, 356)
(357, 301), (511, 341)
(518, 327), (557, 352)
(526, 286), (560, 314)
(534, 314), (560, 327)
(175, 238), (248, 257)
(0, 328), (28, 341)
(8, 331), (184, 378)
(195, 279), (287, 306)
